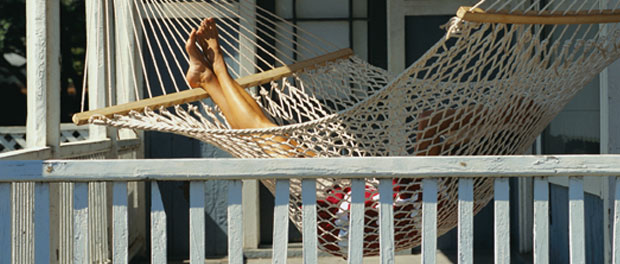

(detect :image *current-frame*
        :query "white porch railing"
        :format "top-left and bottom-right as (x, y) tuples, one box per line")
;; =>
(0, 124), (89, 153)
(1, 155), (620, 263)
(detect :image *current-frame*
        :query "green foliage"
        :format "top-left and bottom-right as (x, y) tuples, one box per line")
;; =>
(0, 0), (26, 57)
(0, 0), (86, 124)
(60, 0), (86, 79)
(0, 0), (86, 83)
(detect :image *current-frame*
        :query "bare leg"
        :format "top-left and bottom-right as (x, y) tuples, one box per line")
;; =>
(185, 28), (236, 126)
(189, 18), (276, 129)
(186, 18), (315, 156)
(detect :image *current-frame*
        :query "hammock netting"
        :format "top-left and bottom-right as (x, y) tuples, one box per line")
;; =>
(79, 0), (620, 257)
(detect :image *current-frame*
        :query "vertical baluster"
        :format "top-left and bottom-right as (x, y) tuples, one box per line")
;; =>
(0, 183), (9, 263)
(422, 178), (438, 264)
(242, 179), (260, 250)
(458, 178), (474, 264)
(227, 180), (243, 264)
(73, 182), (89, 263)
(613, 177), (620, 264)
(569, 176), (585, 263)
(189, 181), (205, 264)
(59, 182), (73, 263)
(379, 178), (395, 264)
(348, 179), (365, 263)
(533, 177), (549, 264)
(494, 178), (510, 264)
(273, 179), (290, 264)
(302, 179), (317, 264)
(112, 182), (128, 264)
(88, 182), (109, 262)
(151, 182), (167, 264)
(13, 182), (34, 263)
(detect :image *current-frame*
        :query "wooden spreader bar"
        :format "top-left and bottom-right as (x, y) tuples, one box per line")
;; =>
(457, 6), (620, 24)
(72, 48), (353, 125)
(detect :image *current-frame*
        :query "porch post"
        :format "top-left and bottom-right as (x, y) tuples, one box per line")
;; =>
(26, 1), (61, 263)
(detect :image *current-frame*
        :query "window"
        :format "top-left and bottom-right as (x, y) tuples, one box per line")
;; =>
(273, 0), (369, 60)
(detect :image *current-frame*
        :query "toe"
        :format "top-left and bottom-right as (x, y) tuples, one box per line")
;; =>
(208, 18), (217, 29)
(204, 19), (218, 39)
(194, 27), (209, 50)
(185, 29), (196, 52)
(198, 37), (209, 53)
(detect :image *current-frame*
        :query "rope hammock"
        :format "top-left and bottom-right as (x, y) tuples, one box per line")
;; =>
(74, 0), (620, 258)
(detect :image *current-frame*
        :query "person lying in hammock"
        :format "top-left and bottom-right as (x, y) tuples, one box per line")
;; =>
(185, 18), (411, 253)
(185, 18), (541, 157)
(185, 18), (539, 255)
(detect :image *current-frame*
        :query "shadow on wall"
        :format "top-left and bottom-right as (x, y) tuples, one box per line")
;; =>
(146, 131), (236, 259)
(543, 134), (599, 154)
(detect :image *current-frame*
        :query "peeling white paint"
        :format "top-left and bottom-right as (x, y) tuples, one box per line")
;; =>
(458, 178), (474, 264)
(494, 178), (510, 264)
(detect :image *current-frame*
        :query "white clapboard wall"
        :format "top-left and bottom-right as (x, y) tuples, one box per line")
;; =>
(0, 156), (619, 263)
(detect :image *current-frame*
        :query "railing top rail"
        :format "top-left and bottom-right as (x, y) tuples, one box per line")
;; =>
(0, 155), (619, 182)
(0, 123), (88, 134)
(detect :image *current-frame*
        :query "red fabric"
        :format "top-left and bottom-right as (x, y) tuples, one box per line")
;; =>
(314, 179), (424, 256)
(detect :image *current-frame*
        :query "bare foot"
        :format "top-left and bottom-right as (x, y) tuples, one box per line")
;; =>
(189, 17), (278, 131)
(195, 18), (229, 78)
(185, 28), (216, 88)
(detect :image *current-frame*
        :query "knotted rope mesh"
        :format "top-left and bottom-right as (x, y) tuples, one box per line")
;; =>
(81, 0), (620, 257)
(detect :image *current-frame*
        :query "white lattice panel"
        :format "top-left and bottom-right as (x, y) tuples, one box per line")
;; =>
(0, 125), (88, 152)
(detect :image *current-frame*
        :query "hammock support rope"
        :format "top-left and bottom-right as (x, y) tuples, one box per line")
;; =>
(75, 0), (620, 258)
